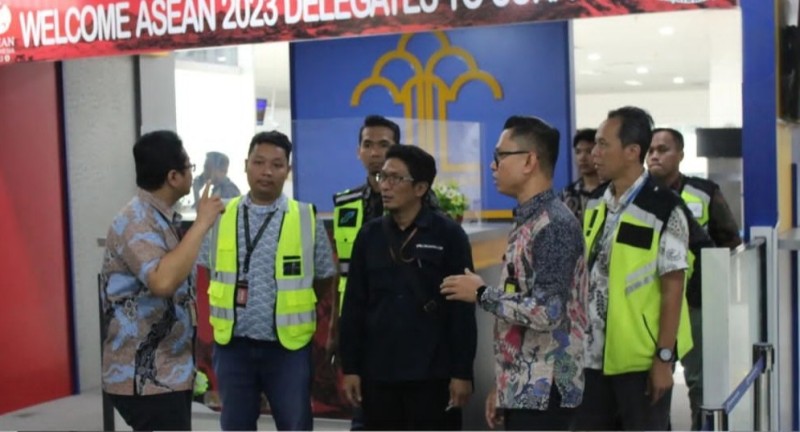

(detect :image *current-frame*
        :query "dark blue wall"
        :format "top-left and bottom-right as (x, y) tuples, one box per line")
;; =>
(290, 22), (573, 212)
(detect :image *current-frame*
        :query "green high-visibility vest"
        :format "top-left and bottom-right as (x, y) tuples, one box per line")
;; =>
(584, 193), (693, 375)
(207, 196), (317, 350)
(332, 189), (365, 314)
(681, 183), (711, 228)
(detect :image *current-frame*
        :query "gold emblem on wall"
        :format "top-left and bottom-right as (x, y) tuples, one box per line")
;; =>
(351, 31), (503, 172)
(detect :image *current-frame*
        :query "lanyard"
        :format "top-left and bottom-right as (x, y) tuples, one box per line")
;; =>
(242, 205), (277, 275)
(587, 176), (647, 270)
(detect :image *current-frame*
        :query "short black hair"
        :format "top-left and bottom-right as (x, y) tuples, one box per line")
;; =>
(359, 115), (401, 145)
(385, 145), (437, 191)
(249, 131), (292, 161)
(652, 127), (685, 152)
(573, 128), (597, 148)
(503, 115), (560, 177)
(607, 106), (654, 164)
(133, 130), (187, 191)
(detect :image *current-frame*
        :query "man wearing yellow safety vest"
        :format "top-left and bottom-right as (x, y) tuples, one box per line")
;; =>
(331, 115), (399, 431)
(647, 127), (742, 431)
(200, 131), (338, 431)
(332, 115), (400, 314)
(572, 107), (693, 430)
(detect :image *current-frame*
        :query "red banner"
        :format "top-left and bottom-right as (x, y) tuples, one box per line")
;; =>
(0, 0), (736, 65)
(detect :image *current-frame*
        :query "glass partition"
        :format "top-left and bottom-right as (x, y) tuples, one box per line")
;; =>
(702, 242), (766, 430)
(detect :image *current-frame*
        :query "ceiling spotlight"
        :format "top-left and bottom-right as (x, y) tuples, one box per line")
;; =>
(624, 80), (643, 86)
(636, 66), (649, 74)
(659, 26), (675, 36)
(673, 76), (685, 84)
(587, 53), (602, 61)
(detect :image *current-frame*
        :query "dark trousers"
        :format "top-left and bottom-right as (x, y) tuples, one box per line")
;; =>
(213, 338), (312, 431)
(361, 379), (460, 430)
(572, 369), (672, 431)
(108, 390), (192, 431)
(504, 385), (575, 431)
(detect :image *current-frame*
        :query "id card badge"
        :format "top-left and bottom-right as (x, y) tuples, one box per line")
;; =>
(188, 300), (198, 327)
(236, 280), (249, 307)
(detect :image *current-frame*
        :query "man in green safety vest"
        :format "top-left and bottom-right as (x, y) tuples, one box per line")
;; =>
(332, 115), (400, 313)
(200, 131), (338, 431)
(573, 107), (693, 431)
(647, 127), (742, 431)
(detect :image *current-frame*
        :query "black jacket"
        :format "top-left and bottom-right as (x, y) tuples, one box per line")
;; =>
(339, 206), (477, 382)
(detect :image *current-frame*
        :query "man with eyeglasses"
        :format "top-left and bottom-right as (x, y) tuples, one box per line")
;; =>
(440, 116), (588, 431)
(339, 144), (477, 430)
(100, 131), (225, 431)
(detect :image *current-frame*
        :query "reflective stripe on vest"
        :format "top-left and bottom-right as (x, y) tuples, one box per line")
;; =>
(583, 200), (693, 375)
(333, 198), (364, 314)
(208, 196), (317, 350)
(681, 184), (710, 227)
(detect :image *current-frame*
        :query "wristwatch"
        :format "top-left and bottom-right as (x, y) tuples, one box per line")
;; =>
(656, 347), (676, 363)
(476, 285), (487, 304)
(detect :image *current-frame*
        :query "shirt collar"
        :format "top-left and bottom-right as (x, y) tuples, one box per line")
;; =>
(512, 189), (556, 224)
(387, 204), (434, 231)
(604, 170), (649, 211)
(137, 189), (179, 223)
(242, 192), (288, 211)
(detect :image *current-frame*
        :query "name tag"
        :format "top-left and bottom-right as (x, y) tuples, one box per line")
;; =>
(416, 243), (443, 251)
(687, 202), (704, 219)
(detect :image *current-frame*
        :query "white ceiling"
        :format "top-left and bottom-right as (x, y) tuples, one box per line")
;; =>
(573, 9), (740, 94)
(251, 8), (742, 107)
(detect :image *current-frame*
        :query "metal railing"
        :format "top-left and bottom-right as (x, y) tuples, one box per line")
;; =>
(701, 343), (774, 431)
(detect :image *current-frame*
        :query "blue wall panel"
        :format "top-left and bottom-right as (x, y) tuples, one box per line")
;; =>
(290, 22), (573, 212)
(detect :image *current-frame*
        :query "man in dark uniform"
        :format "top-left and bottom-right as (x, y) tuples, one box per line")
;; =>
(340, 145), (477, 431)
(561, 128), (601, 222)
(332, 115), (400, 430)
(647, 127), (742, 430)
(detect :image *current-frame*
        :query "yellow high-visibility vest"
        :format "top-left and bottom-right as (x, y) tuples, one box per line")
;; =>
(207, 196), (317, 350)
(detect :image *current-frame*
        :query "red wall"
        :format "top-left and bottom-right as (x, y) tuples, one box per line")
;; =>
(0, 62), (73, 414)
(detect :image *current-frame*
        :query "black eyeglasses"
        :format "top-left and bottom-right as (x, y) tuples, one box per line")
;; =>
(375, 172), (414, 186)
(493, 149), (530, 165)
(183, 163), (196, 173)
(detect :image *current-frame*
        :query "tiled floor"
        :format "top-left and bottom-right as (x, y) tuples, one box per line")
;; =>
(0, 373), (692, 431)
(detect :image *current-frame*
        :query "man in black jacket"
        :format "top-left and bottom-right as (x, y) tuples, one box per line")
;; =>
(339, 144), (477, 430)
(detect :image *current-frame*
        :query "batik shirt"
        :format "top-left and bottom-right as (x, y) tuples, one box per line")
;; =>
(100, 190), (195, 396)
(478, 189), (588, 410)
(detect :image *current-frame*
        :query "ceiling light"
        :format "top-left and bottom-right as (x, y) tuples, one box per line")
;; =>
(636, 66), (649, 74)
(579, 70), (600, 76)
(587, 53), (602, 61)
(624, 80), (643, 86)
(673, 76), (685, 84)
(659, 26), (675, 36)
(217, 56), (227, 62)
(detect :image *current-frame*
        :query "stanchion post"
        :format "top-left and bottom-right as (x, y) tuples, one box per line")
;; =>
(701, 406), (728, 431)
(752, 343), (774, 432)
